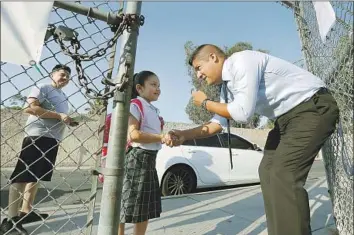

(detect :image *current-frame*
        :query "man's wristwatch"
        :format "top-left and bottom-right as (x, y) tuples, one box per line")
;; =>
(201, 98), (210, 110)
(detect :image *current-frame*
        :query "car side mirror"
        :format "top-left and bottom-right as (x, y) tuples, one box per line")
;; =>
(253, 144), (263, 151)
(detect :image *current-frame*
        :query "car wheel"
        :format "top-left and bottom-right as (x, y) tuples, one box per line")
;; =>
(161, 165), (197, 196)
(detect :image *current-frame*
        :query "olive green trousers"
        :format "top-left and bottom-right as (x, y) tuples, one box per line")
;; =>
(259, 88), (340, 235)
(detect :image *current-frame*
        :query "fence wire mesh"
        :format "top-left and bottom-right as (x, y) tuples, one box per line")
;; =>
(1, 2), (121, 234)
(281, 1), (353, 234)
(2, 1), (353, 235)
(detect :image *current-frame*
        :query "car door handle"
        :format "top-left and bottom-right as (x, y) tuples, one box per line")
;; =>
(188, 150), (196, 153)
(232, 153), (238, 156)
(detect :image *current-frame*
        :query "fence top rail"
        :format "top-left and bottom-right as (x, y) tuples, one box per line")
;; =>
(53, 1), (122, 25)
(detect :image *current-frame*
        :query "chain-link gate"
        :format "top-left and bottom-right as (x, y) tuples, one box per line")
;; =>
(280, 1), (353, 234)
(1, 1), (143, 234)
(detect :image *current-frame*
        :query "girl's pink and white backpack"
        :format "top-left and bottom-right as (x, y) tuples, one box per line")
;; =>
(98, 98), (164, 183)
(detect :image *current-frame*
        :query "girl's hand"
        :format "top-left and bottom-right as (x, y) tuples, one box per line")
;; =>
(60, 113), (72, 124)
(160, 134), (166, 144)
(161, 133), (173, 144)
(161, 132), (181, 147)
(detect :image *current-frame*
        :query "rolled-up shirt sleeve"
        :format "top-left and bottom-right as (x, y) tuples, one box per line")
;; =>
(210, 114), (228, 128)
(226, 57), (262, 123)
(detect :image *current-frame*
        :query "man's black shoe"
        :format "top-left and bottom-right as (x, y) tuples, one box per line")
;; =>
(19, 211), (48, 224)
(0, 217), (28, 235)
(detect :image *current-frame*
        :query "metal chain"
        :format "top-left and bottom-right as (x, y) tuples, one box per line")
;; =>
(52, 14), (144, 100)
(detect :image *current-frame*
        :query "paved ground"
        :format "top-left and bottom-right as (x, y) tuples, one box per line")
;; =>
(1, 160), (336, 235)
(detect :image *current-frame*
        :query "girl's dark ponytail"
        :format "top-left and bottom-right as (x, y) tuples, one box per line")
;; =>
(131, 73), (139, 99)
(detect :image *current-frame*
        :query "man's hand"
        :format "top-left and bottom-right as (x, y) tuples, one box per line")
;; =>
(60, 113), (78, 127)
(192, 90), (208, 107)
(69, 121), (79, 127)
(59, 113), (72, 125)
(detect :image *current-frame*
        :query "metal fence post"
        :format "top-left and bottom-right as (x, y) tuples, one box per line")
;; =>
(97, 1), (142, 235)
(85, 41), (118, 235)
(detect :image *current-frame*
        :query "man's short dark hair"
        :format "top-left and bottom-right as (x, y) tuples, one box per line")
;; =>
(52, 64), (71, 74)
(188, 44), (226, 66)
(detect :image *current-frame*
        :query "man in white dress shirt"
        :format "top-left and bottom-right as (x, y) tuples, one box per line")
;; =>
(167, 44), (340, 235)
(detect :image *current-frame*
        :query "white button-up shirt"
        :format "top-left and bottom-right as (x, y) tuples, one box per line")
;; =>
(211, 50), (326, 126)
(130, 96), (163, 151)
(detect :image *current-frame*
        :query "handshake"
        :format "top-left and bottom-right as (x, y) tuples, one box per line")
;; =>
(161, 130), (185, 147)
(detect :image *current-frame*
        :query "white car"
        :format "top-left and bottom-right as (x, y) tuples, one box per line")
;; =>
(156, 132), (264, 196)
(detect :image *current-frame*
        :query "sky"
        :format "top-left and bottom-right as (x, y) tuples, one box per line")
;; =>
(1, 1), (304, 124)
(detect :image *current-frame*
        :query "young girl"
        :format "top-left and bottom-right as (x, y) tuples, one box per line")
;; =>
(118, 70), (166, 235)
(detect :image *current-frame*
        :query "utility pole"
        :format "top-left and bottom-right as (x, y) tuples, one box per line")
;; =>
(96, 2), (142, 235)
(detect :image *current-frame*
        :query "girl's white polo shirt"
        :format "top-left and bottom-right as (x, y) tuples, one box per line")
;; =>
(129, 96), (163, 151)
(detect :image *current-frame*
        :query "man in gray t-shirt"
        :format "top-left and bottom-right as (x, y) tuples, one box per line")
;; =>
(1, 64), (78, 235)
(24, 82), (69, 141)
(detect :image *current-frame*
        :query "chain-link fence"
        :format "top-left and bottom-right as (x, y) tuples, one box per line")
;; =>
(280, 1), (353, 234)
(2, 1), (352, 235)
(1, 2), (127, 234)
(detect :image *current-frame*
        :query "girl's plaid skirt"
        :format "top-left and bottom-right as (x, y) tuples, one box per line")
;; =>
(120, 147), (162, 223)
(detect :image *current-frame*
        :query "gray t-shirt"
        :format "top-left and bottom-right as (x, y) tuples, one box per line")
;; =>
(24, 84), (69, 141)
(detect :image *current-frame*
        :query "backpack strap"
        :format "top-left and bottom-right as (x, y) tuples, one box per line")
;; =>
(130, 98), (145, 128)
(103, 113), (112, 144)
(126, 98), (145, 150)
(101, 113), (112, 159)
